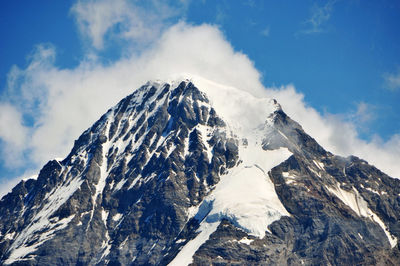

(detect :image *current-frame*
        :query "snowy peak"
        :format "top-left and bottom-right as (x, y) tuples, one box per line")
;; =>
(1, 78), (400, 265)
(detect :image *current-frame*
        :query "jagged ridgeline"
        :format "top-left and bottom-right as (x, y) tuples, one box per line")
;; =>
(0, 77), (399, 265)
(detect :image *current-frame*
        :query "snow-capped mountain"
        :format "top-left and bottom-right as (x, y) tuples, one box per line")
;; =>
(0, 77), (399, 265)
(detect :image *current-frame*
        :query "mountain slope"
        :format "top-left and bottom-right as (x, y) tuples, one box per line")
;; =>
(0, 78), (399, 265)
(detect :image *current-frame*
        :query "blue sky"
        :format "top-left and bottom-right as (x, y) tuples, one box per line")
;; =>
(0, 0), (400, 193)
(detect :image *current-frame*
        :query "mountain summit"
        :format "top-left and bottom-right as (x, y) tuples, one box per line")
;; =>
(0, 77), (399, 265)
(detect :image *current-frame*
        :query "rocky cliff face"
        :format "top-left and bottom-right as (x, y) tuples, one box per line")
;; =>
(0, 78), (399, 265)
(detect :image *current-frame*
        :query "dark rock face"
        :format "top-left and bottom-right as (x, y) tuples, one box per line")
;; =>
(0, 80), (399, 265)
(0, 81), (238, 265)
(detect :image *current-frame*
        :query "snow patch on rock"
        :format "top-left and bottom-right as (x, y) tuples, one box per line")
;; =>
(326, 183), (397, 248)
(200, 145), (291, 238)
(168, 221), (220, 266)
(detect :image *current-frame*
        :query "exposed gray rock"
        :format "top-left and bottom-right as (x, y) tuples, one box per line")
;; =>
(0, 80), (399, 266)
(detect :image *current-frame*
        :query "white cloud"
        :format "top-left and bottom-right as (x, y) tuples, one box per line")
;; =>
(0, 103), (28, 167)
(1, 0), (400, 198)
(70, 0), (187, 50)
(0, 104), (26, 147)
(71, 0), (129, 49)
(383, 68), (400, 91)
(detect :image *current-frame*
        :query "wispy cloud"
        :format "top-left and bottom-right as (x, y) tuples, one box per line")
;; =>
(215, 4), (228, 24)
(346, 101), (377, 135)
(70, 0), (187, 50)
(0, 103), (28, 167)
(298, 0), (336, 35)
(352, 102), (376, 124)
(383, 68), (400, 91)
(260, 26), (270, 37)
(244, 0), (256, 8)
